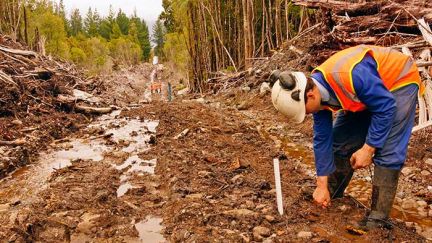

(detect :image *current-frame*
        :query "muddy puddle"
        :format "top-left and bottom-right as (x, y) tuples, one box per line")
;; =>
(135, 216), (166, 243)
(0, 109), (166, 241)
(257, 127), (432, 237)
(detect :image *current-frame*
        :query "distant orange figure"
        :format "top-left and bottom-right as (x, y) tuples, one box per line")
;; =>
(150, 82), (162, 94)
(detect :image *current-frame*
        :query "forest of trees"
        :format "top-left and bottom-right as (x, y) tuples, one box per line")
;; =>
(159, 0), (309, 92)
(0, 0), (153, 74)
(1, 0), (310, 90)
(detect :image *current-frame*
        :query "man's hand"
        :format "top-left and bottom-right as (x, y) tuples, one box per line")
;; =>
(313, 176), (331, 208)
(350, 144), (375, 170)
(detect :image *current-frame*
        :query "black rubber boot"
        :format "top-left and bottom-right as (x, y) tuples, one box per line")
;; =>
(358, 165), (400, 230)
(328, 156), (354, 199)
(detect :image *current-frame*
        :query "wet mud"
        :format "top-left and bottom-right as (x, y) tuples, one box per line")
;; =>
(0, 91), (430, 242)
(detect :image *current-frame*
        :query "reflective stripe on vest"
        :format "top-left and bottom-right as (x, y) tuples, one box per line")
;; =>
(314, 45), (424, 112)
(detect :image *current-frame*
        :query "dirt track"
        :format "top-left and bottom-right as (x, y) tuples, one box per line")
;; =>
(0, 86), (429, 242)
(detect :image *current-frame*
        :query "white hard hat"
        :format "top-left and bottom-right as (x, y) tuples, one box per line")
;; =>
(271, 71), (307, 123)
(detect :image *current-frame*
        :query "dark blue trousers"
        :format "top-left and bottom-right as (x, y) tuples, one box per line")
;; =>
(332, 85), (418, 170)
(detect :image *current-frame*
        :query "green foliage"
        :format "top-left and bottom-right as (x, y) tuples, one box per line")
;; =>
(153, 20), (166, 58)
(70, 9), (83, 36)
(109, 37), (142, 66)
(28, 4), (69, 59)
(163, 32), (188, 73)
(70, 46), (87, 63)
(9, 1), (152, 74)
(84, 7), (100, 37)
(116, 9), (130, 35)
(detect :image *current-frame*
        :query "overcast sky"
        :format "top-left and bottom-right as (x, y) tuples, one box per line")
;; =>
(57, 0), (163, 31)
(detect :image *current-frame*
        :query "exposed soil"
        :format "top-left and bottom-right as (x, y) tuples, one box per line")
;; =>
(0, 85), (429, 242)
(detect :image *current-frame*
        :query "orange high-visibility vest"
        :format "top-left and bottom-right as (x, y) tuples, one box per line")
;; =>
(314, 45), (424, 112)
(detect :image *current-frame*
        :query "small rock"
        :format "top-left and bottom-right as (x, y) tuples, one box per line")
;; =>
(186, 193), (203, 200)
(195, 98), (206, 103)
(338, 205), (349, 212)
(223, 209), (258, 219)
(401, 167), (416, 176)
(421, 170), (431, 176)
(425, 158), (432, 166)
(210, 102), (221, 109)
(11, 119), (23, 126)
(297, 231), (313, 239)
(240, 233), (250, 243)
(230, 174), (244, 184)
(242, 86), (251, 92)
(253, 226), (271, 240)
(401, 198), (417, 209)
(245, 200), (255, 209)
(428, 209), (432, 217)
(198, 171), (213, 178)
(237, 101), (249, 110)
(417, 200), (428, 207)
(76, 213), (100, 234)
(428, 186), (432, 192)
(260, 82), (271, 96)
(405, 222), (414, 227)
(265, 215), (276, 223)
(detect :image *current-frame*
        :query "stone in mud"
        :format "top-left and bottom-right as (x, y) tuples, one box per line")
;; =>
(401, 167), (416, 176)
(186, 193), (203, 200)
(223, 209), (258, 219)
(297, 231), (313, 239)
(429, 209), (432, 217)
(265, 215), (276, 223)
(11, 119), (23, 126)
(198, 170), (213, 178)
(401, 198), (417, 209)
(76, 213), (100, 234)
(240, 233), (251, 242)
(237, 101), (249, 110)
(260, 82), (271, 96)
(242, 86), (251, 92)
(231, 174), (244, 184)
(420, 170), (431, 176)
(245, 200), (255, 209)
(253, 226), (271, 240)
(425, 158), (432, 166)
(417, 200), (428, 207)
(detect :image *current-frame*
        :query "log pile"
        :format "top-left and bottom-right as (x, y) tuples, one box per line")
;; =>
(292, 0), (432, 65)
(0, 35), (109, 117)
(0, 35), (109, 179)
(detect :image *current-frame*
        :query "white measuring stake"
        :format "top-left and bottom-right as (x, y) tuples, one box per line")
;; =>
(273, 158), (284, 215)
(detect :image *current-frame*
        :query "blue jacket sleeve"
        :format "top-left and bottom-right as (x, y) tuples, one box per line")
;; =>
(352, 55), (397, 149)
(313, 110), (336, 176)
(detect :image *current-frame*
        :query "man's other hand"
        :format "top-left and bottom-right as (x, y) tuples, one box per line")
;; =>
(350, 144), (375, 170)
(313, 176), (331, 208)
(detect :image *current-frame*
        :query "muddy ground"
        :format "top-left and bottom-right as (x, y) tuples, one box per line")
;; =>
(0, 71), (430, 242)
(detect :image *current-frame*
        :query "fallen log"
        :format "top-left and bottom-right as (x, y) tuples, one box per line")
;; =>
(75, 105), (112, 114)
(292, 0), (383, 16)
(0, 45), (37, 57)
(0, 139), (26, 146)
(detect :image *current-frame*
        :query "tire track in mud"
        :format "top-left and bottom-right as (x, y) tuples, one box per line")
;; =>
(0, 110), (167, 242)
